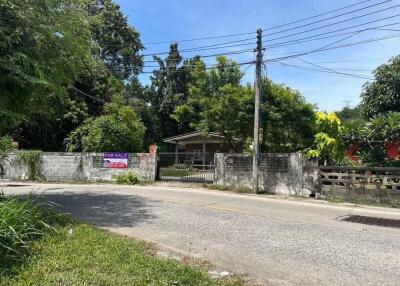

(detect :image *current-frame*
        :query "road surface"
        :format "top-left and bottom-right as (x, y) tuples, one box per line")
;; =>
(2, 182), (400, 286)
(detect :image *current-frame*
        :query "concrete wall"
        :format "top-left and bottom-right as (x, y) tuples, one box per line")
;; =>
(214, 153), (318, 196)
(2, 152), (156, 182)
(319, 166), (400, 206)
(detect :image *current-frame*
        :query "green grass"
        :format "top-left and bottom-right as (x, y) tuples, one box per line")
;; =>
(0, 194), (70, 275)
(160, 169), (194, 177)
(207, 184), (253, 194)
(1, 224), (243, 286)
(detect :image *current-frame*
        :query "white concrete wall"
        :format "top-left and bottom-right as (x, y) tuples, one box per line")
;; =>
(214, 153), (317, 196)
(2, 152), (156, 182)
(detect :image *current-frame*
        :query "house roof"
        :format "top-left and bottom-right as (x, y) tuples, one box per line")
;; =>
(163, 131), (239, 144)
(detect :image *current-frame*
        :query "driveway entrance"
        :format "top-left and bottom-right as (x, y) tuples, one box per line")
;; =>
(157, 152), (214, 183)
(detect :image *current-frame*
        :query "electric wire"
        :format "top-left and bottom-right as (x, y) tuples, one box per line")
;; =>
(266, 33), (400, 62)
(70, 86), (107, 103)
(142, 0), (375, 45)
(141, 1), (398, 57)
(140, 13), (400, 59)
(272, 61), (374, 80)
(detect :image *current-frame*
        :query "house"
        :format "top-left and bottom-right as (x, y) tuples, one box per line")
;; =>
(162, 131), (243, 166)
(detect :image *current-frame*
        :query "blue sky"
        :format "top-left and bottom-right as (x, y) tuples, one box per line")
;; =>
(115, 0), (400, 111)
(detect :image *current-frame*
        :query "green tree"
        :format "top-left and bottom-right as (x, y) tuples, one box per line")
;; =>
(262, 80), (316, 152)
(172, 57), (252, 149)
(5, 0), (144, 151)
(65, 96), (145, 152)
(142, 44), (200, 143)
(0, 0), (92, 135)
(87, 0), (144, 81)
(361, 56), (400, 118)
(173, 58), (317, 152)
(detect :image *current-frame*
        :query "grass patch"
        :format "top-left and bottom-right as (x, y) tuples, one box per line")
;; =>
(325, 195), (400, 208)
(0, 194), (70, 276)
(1, 224), (243, 286)
(207, 184), (253, 194)
(160, 169), (194, 177)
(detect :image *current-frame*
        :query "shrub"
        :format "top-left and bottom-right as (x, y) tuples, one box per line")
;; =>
(114, 172), (139, 185)
(0, 136), (13, 153)
(66, 96), (145, 152)
(0, 195), (69, 275)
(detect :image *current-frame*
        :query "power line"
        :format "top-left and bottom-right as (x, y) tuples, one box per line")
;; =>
(142, 0), (375, 45)
(141, 61), (256, 74)
(141, 37), (254, 57)
(296, 57), (375, 79)
(141, 0), (396, 57)
(264, 3), (400, 43)
(263, 0), (376, 31)
(266, 32), (400, 62)
(312, 56), (394, 64)
(266, 20), (400, 49)
(141, 11), (400, 59)
(70, 86), (107, 103)
(128, 60), (256, 74)
(263, 0), (394, 36)
(139, 16), (400, 65)
(272, 61), (374, 80)
(142, 48), (254, 64)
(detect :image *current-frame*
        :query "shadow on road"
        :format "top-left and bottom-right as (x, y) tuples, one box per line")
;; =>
(38, 192), (157, 228)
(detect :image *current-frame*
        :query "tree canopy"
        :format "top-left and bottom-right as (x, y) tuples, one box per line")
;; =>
(361, 56), (400, 118)
(262, 80), (316, 152)
(0, 0), (92, 135)
(1, 0), (144, 151)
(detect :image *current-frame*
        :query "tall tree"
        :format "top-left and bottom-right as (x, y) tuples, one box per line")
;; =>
(361, 55), (400, 118)
(87, 0), (144, 81)
(7, 0), (144, 151)
(173, 56), (253, 149)
(143, 44), (199, 143)
(0, 0), (92, 136)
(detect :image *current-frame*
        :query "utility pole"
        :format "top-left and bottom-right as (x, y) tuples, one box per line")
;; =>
(343, 100), (351, 109)
(252, 28), (263, 194)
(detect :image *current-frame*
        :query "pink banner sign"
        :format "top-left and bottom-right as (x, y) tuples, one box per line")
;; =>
(103, 152), (129, 168)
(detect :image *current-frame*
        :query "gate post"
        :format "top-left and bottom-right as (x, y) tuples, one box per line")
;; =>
(155, 155), (160, 181)
(175, 143), (178, 165)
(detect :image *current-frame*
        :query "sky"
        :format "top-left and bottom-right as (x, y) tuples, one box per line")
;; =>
(115, 0), (400, 111)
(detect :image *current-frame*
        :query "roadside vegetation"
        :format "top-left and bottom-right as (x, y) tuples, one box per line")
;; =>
(113, 171), (140, 185)
(0, 194), (69, 276)
(0, 194), (243, 286)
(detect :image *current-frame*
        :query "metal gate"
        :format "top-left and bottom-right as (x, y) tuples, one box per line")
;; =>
(157, 152), (214, 183)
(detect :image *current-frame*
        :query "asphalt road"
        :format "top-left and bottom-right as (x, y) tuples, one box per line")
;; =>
(3, 182), (400, 286)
